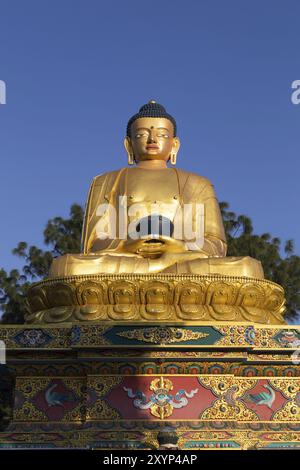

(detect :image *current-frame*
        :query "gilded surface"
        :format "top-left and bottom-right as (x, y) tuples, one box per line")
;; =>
(271, 379), (300, 421)
(0, 324), (71, 349)
(2, 322), (300, 350)
(116, 326), (209, 344)
(26, 274), (286, 324)
(254, 326), (300, 349)
(11, 360), (295, 377)
(0, 428), (299, 450)
(199, 376), (259, 421)
(13, 377), (85, 423)
(46, 103), (268, 288)
(85, 376), (123, 421)
(9, 102), (299, 450)
(11, 375), (300, 425)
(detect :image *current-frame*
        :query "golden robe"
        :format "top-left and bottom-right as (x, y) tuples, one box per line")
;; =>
(49, 167), (263, 278)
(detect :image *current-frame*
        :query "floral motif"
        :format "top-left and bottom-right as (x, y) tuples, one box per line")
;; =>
(117, 326), (209, 344)
(13, 329), (53, 347)
(26, 273), (286, 324)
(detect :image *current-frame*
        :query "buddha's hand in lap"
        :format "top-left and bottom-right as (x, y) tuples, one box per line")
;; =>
(118, 236), (207, 271)
(120, 236), (188, 259)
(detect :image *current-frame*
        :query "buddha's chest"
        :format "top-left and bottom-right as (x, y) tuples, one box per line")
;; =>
(125, 169), (180, 205)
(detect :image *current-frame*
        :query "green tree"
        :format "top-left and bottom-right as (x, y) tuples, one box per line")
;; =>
(0, 204), (83, 324)
(0, 202), (299, 324)
(220, 202), (300, 321)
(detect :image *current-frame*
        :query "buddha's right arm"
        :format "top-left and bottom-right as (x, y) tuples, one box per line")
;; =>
(81, 172), (118, 254)
(81, 176), (96, 253)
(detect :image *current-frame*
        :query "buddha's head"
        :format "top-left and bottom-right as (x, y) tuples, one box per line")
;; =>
(124, 101), (180, 165)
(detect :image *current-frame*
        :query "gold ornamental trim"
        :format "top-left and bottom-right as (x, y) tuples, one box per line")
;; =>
(116, 326), (209, 344)
(0, 429), (299, 450)
(13, 375), (300, 424)
(2, 322), (299, 351)
(26, 273), (286, 325)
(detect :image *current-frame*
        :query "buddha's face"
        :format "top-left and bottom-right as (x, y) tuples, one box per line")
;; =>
(125, 117), (180, 162)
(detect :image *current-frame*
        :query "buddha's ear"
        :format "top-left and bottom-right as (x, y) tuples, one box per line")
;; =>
(170, 137), (180, 165)
(124, 136), (132, 153)
(171, 136), (180, 156)
(124, 136), (135, 165)
(172, 136), (181, 153)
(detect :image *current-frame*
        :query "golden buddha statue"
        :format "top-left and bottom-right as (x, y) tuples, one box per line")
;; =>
(49, 101), (263, 279)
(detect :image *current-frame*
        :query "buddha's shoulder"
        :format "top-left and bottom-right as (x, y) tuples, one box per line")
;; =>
(91, 168), (126, 187)
(176, 168), (213, 187)
(90, 167), (213, 189)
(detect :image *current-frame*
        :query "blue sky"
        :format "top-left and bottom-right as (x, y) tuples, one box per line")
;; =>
(0, 0), (300, 275)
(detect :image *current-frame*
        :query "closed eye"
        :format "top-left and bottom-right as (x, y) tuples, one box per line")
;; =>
(135, 133), (148, 138)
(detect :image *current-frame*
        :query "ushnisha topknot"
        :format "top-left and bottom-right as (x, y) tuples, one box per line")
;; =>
(126, 100), (177, 137)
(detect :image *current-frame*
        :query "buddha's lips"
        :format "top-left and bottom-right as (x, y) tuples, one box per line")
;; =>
(146, 145), (159, 150)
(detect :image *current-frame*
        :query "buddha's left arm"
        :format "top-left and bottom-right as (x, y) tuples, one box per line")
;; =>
(184, 176), (227, 257)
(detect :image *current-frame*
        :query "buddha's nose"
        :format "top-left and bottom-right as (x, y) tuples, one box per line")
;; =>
(148, 130), (157, 143)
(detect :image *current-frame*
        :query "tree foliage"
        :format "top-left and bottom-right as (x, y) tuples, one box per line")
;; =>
(0, 202), (299, 324)
(0, 204), (83, 324)
(220, 202), (300, 321)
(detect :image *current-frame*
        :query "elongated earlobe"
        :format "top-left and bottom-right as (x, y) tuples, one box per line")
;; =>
(128, 153), (135, 165)
(124, 137), (135, 165)
(170, 137), (180, 165)
(170, 153), (177, 165)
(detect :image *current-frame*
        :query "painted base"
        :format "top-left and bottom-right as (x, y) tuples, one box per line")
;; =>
(0, 321), (299, 450)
